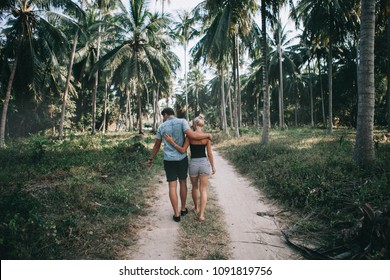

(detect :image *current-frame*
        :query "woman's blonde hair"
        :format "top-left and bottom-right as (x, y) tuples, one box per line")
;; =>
(193, 114), (205, 127)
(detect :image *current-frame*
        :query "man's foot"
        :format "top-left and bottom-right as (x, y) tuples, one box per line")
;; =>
(180, 208), (188, 216)
(173, 215), (181, 222)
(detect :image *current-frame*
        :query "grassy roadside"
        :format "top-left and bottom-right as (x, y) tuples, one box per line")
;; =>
(177, 186), (231, 260)
(0, 132), (163, 259)
(214, 128), (390, 259)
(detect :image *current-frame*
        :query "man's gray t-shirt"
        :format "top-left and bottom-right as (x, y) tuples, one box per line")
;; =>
(156, 117), (190, 161)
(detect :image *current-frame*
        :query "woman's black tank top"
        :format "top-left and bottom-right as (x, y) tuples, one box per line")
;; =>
(190, 144), (207, 158)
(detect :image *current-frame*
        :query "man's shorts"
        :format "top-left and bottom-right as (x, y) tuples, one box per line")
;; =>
(164, 157), (188, 182)
(189, 158), (211, 177)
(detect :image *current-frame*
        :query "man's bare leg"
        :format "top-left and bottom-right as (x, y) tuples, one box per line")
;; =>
(179, 178), (188, 212)
(168, 181), (179, 217)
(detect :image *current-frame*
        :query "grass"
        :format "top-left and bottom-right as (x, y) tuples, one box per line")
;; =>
(215, 127), (390, 259)
(0, 132), (162, 259)
(2, 127), (389, 260)
(177, 186), (231, 260)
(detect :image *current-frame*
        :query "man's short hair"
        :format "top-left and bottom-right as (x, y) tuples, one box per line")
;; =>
(161, 108), (175, 116)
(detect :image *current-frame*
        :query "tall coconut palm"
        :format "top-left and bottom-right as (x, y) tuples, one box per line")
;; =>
(90, 0), (124, 134)
(388, 12), (390, 130)
(260, 0), (292, 143)
(193, 0), (259, 137)
(155, 0), (170, 13)
(187, 65), (206, 118)
(353, 0), (376, 163)
(173, 10), (198, 121)
(95, 0), (179, 134)
(0, 0), (83, 147)
(293, 0), (360, 133)
(242, 57), (263, 130)
(295, 34), (322, 127)
(268, 19), (298, 129)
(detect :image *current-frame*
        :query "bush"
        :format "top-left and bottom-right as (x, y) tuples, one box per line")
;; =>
(0, 132), (161, 259)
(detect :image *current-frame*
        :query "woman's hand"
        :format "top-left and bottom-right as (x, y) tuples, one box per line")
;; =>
(211, 166), (216, 175)
(164, 134), (175, 145)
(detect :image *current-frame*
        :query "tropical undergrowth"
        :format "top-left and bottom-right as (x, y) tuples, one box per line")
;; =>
(216, 128), (390, 260)
(0, 132), (162, 259)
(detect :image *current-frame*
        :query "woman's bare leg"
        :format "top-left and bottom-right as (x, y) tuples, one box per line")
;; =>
(190, 176), (199, 212)
(198, 176), (209, 221)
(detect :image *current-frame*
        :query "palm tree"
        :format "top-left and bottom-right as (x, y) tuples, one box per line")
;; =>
(65, 2), (118, 135)
(268, 19), (298, 129)
(385, 4), (390, 130)
(96, 0), (179, 134)
(293, 0), (360, 133)
(173, 10), (198, 121)
(260, 0), (292, 143)
(0, 0), (82, 147)
(353, 0), (376, 163)
(187, 65), (206, 118)
(155, 0), (170, 13)
(59, 28), (79, 138)
(90, 0), (123, 134)
(193, 0), (259, 137)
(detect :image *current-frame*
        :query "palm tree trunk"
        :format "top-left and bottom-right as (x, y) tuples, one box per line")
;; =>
(153, 83), (160, 132)
(295, 97), (298, 127)
(256, 92), (260, 131)
(354, 0), (376, 163)
(387, 12), (390, 130)
(102, 77), (108, 134)
(308, 59), (314, 127)
(261, 0), (270, 144)
(317, 54), (326, 126)
(227, 66), (234, 129)
(328, 5), (334, 134)
(236, 36), (242, 128)
(125, 83), (133, 131)
(59, 30), (79, 139)
(184, 43), (189, 121)
(278, 28), (284, 130)
(0, 40), (22, 147)
(220, 65), (227, 133)
(135, 80), (143, 134)
(233, 34), (240, 137)
(328, 45), (333, 134)
(92, 17), (102, 134)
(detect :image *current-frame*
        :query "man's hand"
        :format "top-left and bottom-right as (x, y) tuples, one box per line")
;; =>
(147, 158), (153, 168)
(208, 133), (213, 141)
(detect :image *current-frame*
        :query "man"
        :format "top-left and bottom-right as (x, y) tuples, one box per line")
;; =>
(147, 108), (212, 222)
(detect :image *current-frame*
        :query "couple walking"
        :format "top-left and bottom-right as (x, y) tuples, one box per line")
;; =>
(147, 108), (216, 222)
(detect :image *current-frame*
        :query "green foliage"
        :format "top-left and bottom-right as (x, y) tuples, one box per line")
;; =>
(0, 132), (162, 259)
(219, 129), (390, 259)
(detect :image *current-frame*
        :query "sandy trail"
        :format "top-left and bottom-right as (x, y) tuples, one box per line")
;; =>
(129, 151), (298, 260)
(210, 150), (298, 259)
(128, 174), (180, 260)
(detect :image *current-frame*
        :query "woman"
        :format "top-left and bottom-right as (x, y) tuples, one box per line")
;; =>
(164, 114), (216, 222)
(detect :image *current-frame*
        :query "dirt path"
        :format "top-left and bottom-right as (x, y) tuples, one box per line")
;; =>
(128, 174), (180, 260)
(210, 150), (298, 259)
(128, 151), (298, 260)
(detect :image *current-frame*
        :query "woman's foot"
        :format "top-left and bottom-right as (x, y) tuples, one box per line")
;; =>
(199, 216), (205, 222)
